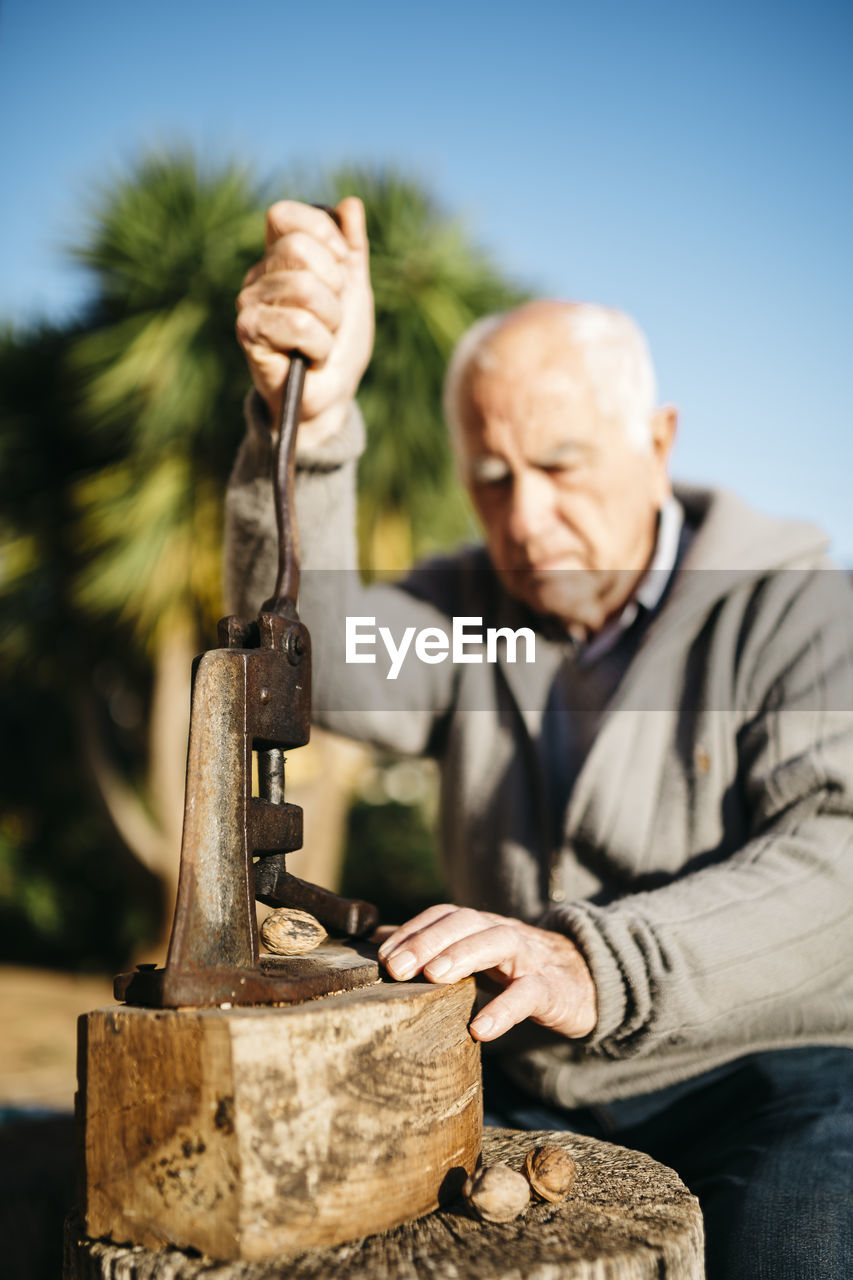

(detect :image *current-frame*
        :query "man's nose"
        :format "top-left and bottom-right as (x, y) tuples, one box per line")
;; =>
(505, 467), (556, 547)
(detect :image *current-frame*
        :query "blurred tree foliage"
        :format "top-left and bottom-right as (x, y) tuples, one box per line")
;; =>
(69, 151), (264, 644)
(0, 150), (529, 971)
(0, 323), (163, 966)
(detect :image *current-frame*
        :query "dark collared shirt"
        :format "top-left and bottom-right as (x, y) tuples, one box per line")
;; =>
(542, 497), (690, 857)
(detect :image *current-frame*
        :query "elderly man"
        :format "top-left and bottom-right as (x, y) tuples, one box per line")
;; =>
(228, 199), (853, 1278)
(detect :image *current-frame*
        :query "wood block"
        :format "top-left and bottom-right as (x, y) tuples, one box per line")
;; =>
(78, 977), (481, 1261)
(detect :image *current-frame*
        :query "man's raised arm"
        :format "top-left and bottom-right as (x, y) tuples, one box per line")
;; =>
(225, 197), (462, 755)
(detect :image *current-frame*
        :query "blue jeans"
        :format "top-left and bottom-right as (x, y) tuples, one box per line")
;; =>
(482, 1046), (853, 1279)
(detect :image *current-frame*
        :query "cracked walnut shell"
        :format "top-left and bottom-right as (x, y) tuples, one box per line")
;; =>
(524, 1143), (577, 1203)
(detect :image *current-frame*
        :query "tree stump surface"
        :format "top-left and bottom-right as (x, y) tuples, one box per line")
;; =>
(65, 1127), (705, 1279)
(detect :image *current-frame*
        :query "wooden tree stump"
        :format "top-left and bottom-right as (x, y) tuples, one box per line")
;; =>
(65, 1128), (704, 1278)
(77, 976), (481, 1261)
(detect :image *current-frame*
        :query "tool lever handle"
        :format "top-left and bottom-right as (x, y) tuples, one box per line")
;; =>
(255, 861), (379, 937)
(261, 204), (342, 619)
(261, 353), (306, 617)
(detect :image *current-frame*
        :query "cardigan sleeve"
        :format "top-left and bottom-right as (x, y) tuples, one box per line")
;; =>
(224, 392), (461, 756)
(541, 568), (853, 1059)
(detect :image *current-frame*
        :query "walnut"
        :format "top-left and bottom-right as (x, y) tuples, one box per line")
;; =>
(463, 1163), (530, 1223)
(260, 907), (327, 955)
(523, 1143), (577, 1203)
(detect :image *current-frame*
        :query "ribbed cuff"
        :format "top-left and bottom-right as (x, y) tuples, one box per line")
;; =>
(244, 389), (366, 472)
(538, 902), (629, 1046)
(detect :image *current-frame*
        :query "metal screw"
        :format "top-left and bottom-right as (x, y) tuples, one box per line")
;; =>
(286, 630), (306, 665)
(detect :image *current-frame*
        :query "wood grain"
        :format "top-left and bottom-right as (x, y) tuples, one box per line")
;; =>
(65, 1128), (704, 1278)
(78, 978), (481, 1261)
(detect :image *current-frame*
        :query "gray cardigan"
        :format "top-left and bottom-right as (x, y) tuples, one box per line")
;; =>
(226, 398), (853, 1105)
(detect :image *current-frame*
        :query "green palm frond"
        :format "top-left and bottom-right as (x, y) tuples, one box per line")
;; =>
(66, 151), (268, 644)
(63, 155), (528, 637)
(73, 454), (222, 644)
(72, 302), (209, 447)
(72, 150), (264, 314)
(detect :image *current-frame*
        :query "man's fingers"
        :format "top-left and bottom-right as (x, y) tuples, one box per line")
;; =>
(237, 303), (334, 366)
(336, 196), (369, 261)
(265, 200), (348, 258)
(378, 903), (460, 951)
(261, 232), (347, 294)
(377, 904), (459, 973)
(468, 972), (586, 1040)
(471, 968), (596, 1042)
(380, 907), (503, 981)
(421, 924), (522, 984)
(243, 245), (345, 296)
(469, 975), (548, 1041)
(238, 271), (342, 333)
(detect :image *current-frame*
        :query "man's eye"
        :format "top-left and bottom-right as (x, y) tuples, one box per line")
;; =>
(542, 462), (578, 478)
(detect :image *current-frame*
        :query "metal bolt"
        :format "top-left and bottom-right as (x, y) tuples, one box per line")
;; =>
(286, 630), (306, 665)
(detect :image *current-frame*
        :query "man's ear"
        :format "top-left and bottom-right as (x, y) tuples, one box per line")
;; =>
(648, 409), (676, 509)
(651, 405), (678, 461)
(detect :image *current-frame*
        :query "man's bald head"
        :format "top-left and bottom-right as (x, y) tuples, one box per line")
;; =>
(444, 300), (658, 458)
(443, 299), (677, 634)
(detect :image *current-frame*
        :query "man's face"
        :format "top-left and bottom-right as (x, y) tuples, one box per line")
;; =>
(458, 338), (675, 634)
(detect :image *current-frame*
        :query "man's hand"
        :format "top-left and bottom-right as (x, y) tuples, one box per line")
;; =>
(377, 904), (597, 1042)
(236, 196), (374, 445)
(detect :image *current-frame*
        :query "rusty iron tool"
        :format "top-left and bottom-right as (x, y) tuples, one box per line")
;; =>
(116, 213), (379, 1008)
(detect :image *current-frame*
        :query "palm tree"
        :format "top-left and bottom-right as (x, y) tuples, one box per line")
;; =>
(0, 321), (163, 966)
(1, 152), (531, 963)
(67, 152), (268, 927)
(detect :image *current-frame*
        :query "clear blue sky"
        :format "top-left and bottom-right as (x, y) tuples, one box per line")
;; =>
(2, 0), (851, 559)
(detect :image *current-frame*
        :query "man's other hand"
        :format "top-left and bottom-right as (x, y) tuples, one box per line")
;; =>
(236, 196), (374, 444)
(377, 904), (597, 1041)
